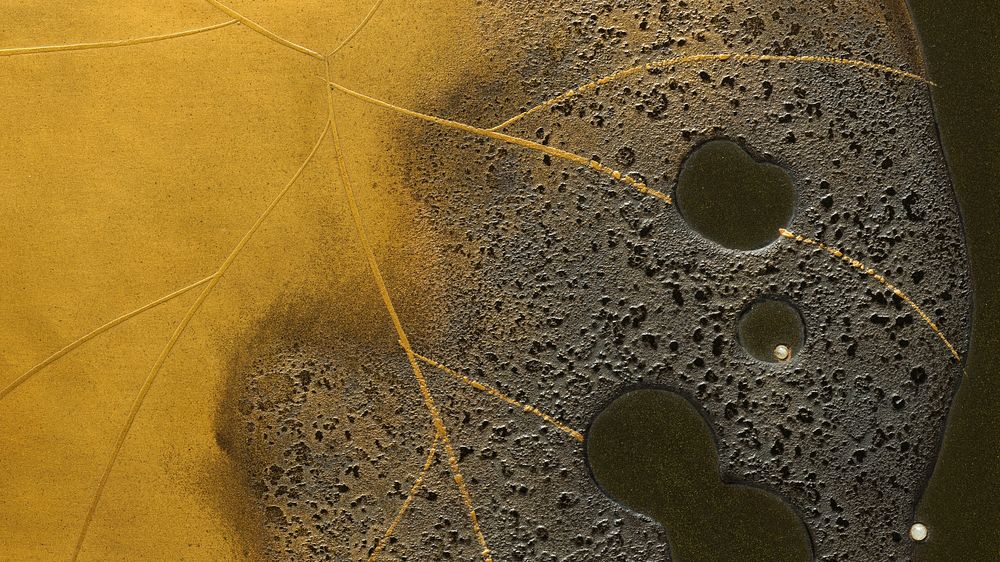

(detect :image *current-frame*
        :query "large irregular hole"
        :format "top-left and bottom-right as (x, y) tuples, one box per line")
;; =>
(737, 296), (806, 363)
(586, 388), (812, 561)
(675, 140), (796, 250)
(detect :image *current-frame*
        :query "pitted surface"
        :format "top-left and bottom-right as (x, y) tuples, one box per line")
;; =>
(220, 1), (970, 560)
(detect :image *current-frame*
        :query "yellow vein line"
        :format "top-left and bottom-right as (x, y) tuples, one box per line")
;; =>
(324, 59), (336, 122)
(203, 0), (323, 60)
(328, 0), (388, 57)
(367, 432), (440, 562)
(327, 80), (672, 205)
(327, 108), (493, 562)
(0, 275), (212, 402)
(71, 122), (330, 561)
(779, 228), (961, 363)
(413, 351), (585, 443)
(0, 20), (238, 57)
(491, 53), (935, 131)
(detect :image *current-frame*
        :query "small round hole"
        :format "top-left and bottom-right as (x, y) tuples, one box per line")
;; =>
(737, 297), (805, 363)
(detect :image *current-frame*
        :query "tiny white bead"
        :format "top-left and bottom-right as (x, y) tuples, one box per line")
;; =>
(773, 344), (791, 361)
(910, 523), (928, 542)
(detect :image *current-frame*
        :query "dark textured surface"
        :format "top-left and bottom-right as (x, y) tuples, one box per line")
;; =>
(217, 1), (973, 560)
(218, 295), (669, 560)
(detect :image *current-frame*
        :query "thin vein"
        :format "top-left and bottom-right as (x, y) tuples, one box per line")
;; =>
(413, 351), (584, 442)
(0, 20), (237, 57)
(491, 53), (935, 131)
(327, 80), (672, 205)
(203, 0), (323, 59)
(328, 108), (494, 562)
(324, 59), (336, 122)
(367, 433), (440, 562)
(71, 122), (330, 561)
(779, 228), (961, 363)
(328, 0), (388, 57)
(0, 275), (213, 402)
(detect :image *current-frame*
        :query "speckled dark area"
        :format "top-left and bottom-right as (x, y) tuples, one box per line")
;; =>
(220, 1), (971, 560)
(217, 294), (668, 560)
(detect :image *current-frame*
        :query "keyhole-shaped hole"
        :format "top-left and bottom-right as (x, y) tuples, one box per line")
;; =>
(586, 388), (812, 561)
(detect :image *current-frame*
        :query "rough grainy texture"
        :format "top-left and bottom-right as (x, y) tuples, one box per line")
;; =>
(218, 1), (970, 560)
(218, 297), (669, 560)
